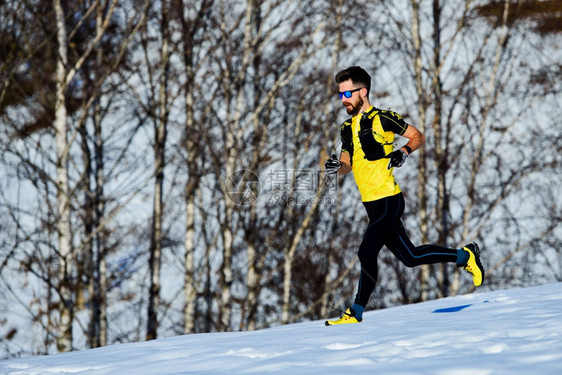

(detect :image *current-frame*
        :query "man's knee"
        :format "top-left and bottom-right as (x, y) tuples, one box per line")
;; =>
(388, 246), (418, 267)
(357, 244), (371, 265)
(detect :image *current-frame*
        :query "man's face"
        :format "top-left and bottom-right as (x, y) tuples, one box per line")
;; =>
(338, 80), (363, 116)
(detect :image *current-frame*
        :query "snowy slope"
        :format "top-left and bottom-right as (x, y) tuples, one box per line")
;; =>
(1, 283), (561, 375)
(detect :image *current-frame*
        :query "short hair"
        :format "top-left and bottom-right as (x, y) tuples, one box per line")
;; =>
(335, 66), (371, 97)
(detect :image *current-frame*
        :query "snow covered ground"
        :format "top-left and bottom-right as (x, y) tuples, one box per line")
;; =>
(1, 283), (561, 375)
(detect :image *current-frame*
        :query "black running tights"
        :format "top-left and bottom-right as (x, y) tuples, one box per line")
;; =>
(354, 192), (459, 307)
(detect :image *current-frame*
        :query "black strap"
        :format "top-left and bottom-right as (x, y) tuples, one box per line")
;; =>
(358, 109), (387, 161)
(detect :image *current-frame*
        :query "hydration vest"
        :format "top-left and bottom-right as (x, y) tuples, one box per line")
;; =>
(340, 107), (394, 165)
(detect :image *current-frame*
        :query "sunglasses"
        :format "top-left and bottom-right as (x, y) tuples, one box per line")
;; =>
(338, 87), (363, 99)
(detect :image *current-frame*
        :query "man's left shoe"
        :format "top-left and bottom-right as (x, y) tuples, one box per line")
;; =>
(462, 242), (485, 286)
(325, 308), (362, 326)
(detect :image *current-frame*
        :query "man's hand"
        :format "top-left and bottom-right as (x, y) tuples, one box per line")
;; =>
(325, 154), (341, 174)
(387, 149), (408, 169)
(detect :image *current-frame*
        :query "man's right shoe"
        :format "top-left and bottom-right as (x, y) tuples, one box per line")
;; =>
(325, 308), (362, 326)
(462, 242), (485, 287)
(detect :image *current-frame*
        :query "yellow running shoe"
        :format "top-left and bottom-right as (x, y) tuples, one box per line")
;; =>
(463, 242), (484, 287)
(325, 308), (362, 326)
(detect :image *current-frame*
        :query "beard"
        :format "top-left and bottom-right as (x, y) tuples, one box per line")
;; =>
(345, 96), (364, 116)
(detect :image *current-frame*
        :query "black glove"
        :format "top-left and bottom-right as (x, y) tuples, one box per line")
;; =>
(387, 149), (407, 169)
(325, 154), (341, 174)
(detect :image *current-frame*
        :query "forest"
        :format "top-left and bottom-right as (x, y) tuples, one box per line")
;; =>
(0, 0), (560, 357)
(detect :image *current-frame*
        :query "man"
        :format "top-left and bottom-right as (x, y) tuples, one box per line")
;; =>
(324, 66), (484, 326)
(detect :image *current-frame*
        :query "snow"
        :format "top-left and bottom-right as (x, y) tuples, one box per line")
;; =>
(1, 283), (561, 374)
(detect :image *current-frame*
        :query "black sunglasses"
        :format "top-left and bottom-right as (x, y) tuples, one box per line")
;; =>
(338, 87), (363, 99)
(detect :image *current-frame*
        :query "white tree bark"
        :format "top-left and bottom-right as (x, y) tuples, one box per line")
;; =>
(53, 0), (73, 353)
(410, 0), (431, 301)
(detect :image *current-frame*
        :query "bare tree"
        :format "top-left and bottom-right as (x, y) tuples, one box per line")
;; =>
(375, 0), (561, 303)
(0, 0), (150, 354)
(144, 0), (172, 342)
(52, 0), (74, 352)
(173, 0), (215, 335)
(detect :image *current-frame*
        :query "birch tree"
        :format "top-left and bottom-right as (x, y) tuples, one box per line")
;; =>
(51, 0), (146, 351)
(127, 0), (178, 341)
(1, 0), (149, 354)
(174, 0), (215, 335)
(374, 0), (561, 302)
(52, 0), (74, 352)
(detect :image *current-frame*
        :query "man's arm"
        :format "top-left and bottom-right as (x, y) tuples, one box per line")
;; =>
(400, 124), (425, 155)
(338, 151), (352, 175)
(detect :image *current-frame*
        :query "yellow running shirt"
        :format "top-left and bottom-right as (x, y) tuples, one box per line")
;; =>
(340, 106), (408, 202)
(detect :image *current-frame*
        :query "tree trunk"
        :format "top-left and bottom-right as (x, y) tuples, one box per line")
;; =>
(320, 0), (344, 318)
(177, 0), (214, 334)
(411, 0), (431, 302)
(183, 187), (197, 334)
(430, 0), (450, 298)
(182, 52), (197, 335)
(217, 0), (259, 332)
(147, 0), (170, 341)
(53, 0), (73, 353)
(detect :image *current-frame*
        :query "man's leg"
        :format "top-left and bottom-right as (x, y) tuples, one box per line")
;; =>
(353, 195), (403, 312)
(326, 197), (395, 325)
(385, 219), (461, 267)
(384, 194), (484, 285)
